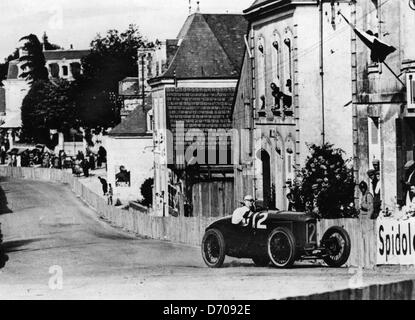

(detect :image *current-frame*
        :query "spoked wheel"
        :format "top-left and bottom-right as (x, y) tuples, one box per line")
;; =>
(201, 229), (226, 268)
(252, 256), (270, 267)
(322, 226), (351, 267)
(267, 227), (296, 268)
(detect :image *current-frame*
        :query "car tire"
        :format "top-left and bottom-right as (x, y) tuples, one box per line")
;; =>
(201, 229), (226, 268)
(322, 226), (351, 268)
(267, 227), (296, 268)
(252, 256), (270, 267)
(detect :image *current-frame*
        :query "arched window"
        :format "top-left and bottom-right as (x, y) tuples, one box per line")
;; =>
(62, 65), (68, 76)
(147, 109), (154, 133)
(282, 28), (293, 94)
(272, 31), (281, 86)
(285, 135), (295, 183)
(257, 36), (266, 109)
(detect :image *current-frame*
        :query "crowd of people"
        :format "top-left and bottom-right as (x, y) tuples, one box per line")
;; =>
(3, 144), (107, 175)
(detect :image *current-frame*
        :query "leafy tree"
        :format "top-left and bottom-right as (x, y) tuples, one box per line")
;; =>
(21, 79), (76, 145)
(19, 34), (48, 83)
(74, 24), (152, 128)
(290, 143), (357, 219)
(140, 177), (154, 207)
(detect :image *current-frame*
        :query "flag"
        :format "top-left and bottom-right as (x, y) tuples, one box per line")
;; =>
(339, 11), (396, 63)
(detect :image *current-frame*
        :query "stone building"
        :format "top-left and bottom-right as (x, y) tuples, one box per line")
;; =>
(233, 0), (354, 210)
(106, 106), (153, 203)
(352, 0), (415, 209)
(149, 12), (248, 217)
(0, 48), (88, 130)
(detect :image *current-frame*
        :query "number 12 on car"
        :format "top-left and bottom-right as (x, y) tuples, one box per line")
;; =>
(251, 212), (268, 229)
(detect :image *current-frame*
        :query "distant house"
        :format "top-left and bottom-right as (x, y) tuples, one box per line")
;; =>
(148, 11), (248, 217)
(107, 105), (153, 203)
(0, 48), (89, 131)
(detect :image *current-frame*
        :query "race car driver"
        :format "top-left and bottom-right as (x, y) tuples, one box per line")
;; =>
(232, 195), (255, 226)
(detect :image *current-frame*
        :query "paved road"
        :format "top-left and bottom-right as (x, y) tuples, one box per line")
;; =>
(0, 177), (414, 300)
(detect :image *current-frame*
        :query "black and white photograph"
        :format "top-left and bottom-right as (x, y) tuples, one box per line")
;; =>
(0, 0), (415, 307)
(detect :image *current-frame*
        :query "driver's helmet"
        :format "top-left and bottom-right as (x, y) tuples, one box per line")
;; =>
(244, 195), (254, 202)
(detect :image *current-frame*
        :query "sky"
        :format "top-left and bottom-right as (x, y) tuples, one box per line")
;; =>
(0, 0), (254, 61)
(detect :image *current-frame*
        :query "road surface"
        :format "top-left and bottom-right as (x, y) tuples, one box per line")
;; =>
(0, 177), (413, 300)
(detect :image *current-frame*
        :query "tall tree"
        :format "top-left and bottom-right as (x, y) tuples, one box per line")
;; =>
(42, 32), (61, 51)
(74, 24), (152, 128)
(21, 79), (77, 144)
(19, 34), (48, 83)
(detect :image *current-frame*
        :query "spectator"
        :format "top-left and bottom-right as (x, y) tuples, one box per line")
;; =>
(98, 176), (108, 196)
(89, 153), (96, 170)
(82, 159), (90, 177)
(358, 181), (374, 219)
(107, 184), (113, 205)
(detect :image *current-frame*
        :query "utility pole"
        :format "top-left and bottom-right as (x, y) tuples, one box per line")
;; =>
(319, 0), (326, 145)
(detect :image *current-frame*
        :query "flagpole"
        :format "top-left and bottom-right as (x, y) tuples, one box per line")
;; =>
(382, 62), (406, 87)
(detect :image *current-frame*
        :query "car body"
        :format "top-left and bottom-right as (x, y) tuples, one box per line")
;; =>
(201, 210), (351, 268)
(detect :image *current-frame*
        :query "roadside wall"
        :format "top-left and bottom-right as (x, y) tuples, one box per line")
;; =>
(0, 167), (377, 268)
(285, 279), (415, 300)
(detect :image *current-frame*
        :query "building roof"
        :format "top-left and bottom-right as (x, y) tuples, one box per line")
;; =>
(0, 87), (5, 113)
(5, 49), (90, 81)
(108, 105), (151, 137)
(166, 87), (235, 164)
(243, 0), (292, 14)
(160, 13), (248, 80)
(43, 49), (90, 61)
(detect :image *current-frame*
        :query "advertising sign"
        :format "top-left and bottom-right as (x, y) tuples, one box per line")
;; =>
(377, 218), (415, 265)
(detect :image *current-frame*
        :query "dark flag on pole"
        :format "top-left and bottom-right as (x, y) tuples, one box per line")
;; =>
(338, 11), (396, 63)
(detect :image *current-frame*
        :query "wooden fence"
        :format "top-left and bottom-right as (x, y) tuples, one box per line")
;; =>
(0, 167), (377, 268)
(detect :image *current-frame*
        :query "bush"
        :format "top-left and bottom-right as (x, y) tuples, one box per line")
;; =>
(140, 177), (153, 207)
(290, 143), (357, 219)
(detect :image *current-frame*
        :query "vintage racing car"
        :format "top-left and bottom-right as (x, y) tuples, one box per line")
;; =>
(201, 210), (351, 268)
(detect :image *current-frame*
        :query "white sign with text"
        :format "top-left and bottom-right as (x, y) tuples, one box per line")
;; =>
(377, 218), (415, 265)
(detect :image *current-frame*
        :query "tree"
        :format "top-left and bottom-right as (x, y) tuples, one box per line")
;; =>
(21, 79), (77, 145)
(18, 34), (48, 83)
(290, 143), (357, 219)
(42, 32), (61, 51)
(74, 24), (152, 128)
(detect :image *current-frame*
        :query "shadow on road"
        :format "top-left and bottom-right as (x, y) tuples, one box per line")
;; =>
(0, 177), (12, 214)
(2, 238), (44, 253)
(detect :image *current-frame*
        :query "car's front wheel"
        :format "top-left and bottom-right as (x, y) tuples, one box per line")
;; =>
(267, 227), (296, 268)
(201, 229), (226, 268)
(322, 226), (351, 267)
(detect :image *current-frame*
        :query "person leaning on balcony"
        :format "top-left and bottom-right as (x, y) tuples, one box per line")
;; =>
(359, 181), (374, 219)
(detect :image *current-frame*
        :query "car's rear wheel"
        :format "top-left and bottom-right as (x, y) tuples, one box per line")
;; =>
(201, 229), (226, 268)
(252, 256), (270, 267)
(267, 227), (296, 268)
(322, 226), (351, 267)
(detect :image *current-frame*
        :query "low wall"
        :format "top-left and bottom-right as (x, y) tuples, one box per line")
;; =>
(285, 279), (415, 300)
(0, 167), (377, 268)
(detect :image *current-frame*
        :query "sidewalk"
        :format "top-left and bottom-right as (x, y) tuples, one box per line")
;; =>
(76, 167), (108, 199)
